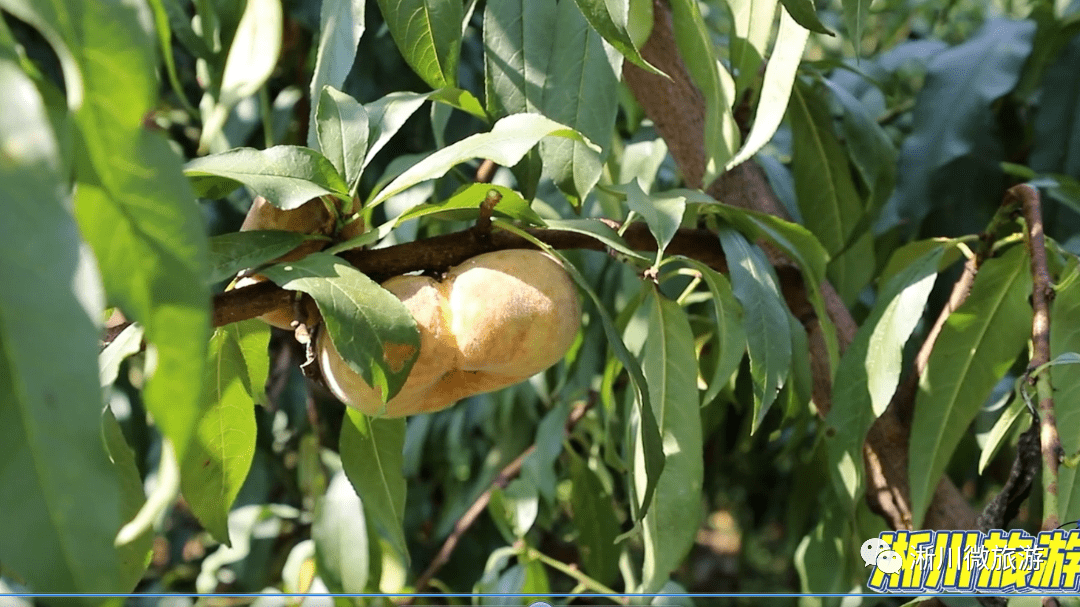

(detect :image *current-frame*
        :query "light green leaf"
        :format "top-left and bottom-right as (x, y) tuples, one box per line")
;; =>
(670, 0), (739, 185)
(826, 245), (944, 510)
(977, 390), (1026, 475)
(395, 183), (547, 226)
(638, 289), (704, 592)
(717, 228), (791, 432)
(542, 218), (651, 262)
(1051, 270), (1080, 523)
(376, 0), (462, 89)
(260, 252), (420, 402)
(488, 479), (539, 541)
(208, 230), (327, 284)
(201, 0), (282, 149)
(0, 58), (130, 596)
(99, 324), (145, 388)
(726, 6), (809, 172)
(313, 471), (371, 593)
(307, 0), (365, 148)
(368, 113), (599, 208)
(540, 0), (620, 204)
(677, 259), (746, 407)
(570, 0), (663, 74)
(568, 452), (620, 586)
(909, 245), (1032, 527)
(340, 410), (409, 564)
(492, 220), (665, 525)
(620, 181), (687, 260)
(316, 86), (370, 192)
(180, 321), (266, 545)
(102, 408), (154, 590)
(184, 146), (350, 210)
(843, 0), (871, 57)
(727, 0), (778, 95)
(363, 91), (436, 173)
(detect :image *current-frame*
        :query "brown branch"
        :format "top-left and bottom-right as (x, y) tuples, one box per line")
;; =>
(408, 402), (592, 599)
(1013, 184), (1062, 536)
(623, 0), (974, 532)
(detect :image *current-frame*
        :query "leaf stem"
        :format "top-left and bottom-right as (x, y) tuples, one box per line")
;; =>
(522, 546), (627, 603)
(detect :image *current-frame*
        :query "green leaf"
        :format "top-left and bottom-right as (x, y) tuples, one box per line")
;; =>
(488, 478), (539, 541)
(363, 91), (435, 173)
(102, 408), (154, 590)
(491, 220), (666, 525)
(542, 218), (651, 262)
(788, 79), (864, 258)
(482, 0), (553, 118)
(677, 259), (746, 407)
(201, 0), (282, 149)
(717, 228), (791, 432)
(340, 410), (410, 564)
(313, 471), (371, 593)
(909, 245), (1032, 527)
(842, 0), (871, 57)
(618, 181), (687, 262)
(825, 246), (944, 510)
(638, 289), (704, 592)
(1031, 34), (1080, 178)
(184, 146), (350, 210)
(307, 0), (365, 148)
(395, 183), (547, 226)
(794, 498), (852, 594)
(977, 390), (1026, 475)
(570, 0), (663, 74)
(260, 252), (420, 402)
(1051, 270), (1080, 523)
(777, 0), (832, 35)
(726, 9), (810, 171)
(727, 0), (778, 95)
(40, 0), (213, 469)
(670, 0), (738, 185)
(0, 57), (129, 596)
(822, 78), (897, 215)
(376, 0), (462, 89)
(368, 113), (600, 208)
(99, 324), (146, 388)
(568, 452), (620, 586)
(315, 86), (370, 192)
(208, 230), (327, 284)
(180, 320), (266, 545)
(540, 0), (620, 204)
(892, 19), (1035, 226)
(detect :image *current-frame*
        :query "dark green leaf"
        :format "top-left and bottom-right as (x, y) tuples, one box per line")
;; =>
(778, 0), (832, 35)
(376, 0), (462, 89)
(540, 0), (620, 203)
(568, 452), (620, 586)
(482, 0), (553, 118)
(677, 259), (746, 407)
(843, 0), (871, 55)
(570, 0), (663, 74)
(184, 146), (350, 210)
(260, 253), (420, 401)
(638, 289), (704, 592)
(208, 230), (326, 284)
(909, 245), (1032, 527)
(1051, 269), (1080, 523)
(340, 410), (409, 564)
(717, 228), (791, 433)
(542, 218), (650, 262)
(102, 408), (154, 590)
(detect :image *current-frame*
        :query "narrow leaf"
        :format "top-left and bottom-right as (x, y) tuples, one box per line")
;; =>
(726, 8), (810, 170)
(677, 259), (747, 406)
(368, 113), (600, 208)
(568, 453), (620, 586)
(1051, 270), (1080, 523)
(260, 253), (421, 401)
(482, 0), (553, 118)
(313, 471), (371, 592)
(340, 410), (409, 564)
(185, 146), (350, 209)
(180, 320), (266, 545)
(570, 0), (663, 74)
(316, 86), (370, 191)
(717, 228), (791, 432)
(395, 183), (547, 226)
(208, 230), (326, 284)
(778, 0), (832, 35)
(308, 0), (365, 147)
(638, 290), (704, 592)
(909, 246), (1032, 527)
(726, 0), (778, 94)
(620, 181), (687, 259)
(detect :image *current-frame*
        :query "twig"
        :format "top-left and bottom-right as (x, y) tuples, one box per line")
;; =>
(473, 189), (502, 240)
(475, 159), (497, 183)
(523, 546), (628, 604)
(1012, 184), (1062, 537)
(407, 402), (591, 599)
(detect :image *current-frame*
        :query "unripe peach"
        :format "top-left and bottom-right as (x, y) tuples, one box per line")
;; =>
(317, 249), (580, 417)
